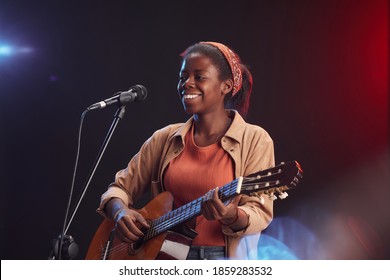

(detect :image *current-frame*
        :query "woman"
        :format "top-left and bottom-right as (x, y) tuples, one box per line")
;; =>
(97, 42), (275, 260)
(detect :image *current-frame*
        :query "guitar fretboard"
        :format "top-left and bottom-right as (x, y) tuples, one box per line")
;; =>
(143, 177), (242, 241)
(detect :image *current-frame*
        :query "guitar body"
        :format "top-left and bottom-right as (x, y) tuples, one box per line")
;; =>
(86, 192), (192, 260)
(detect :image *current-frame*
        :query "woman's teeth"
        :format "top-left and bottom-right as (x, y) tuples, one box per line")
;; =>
(183, 94), (200, 100)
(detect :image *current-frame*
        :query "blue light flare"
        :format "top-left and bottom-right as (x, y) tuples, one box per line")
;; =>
(258, 217), (325, 260)
(258, 235), (298, 260)
(0, 45), (12, 56)
(0, 44), (33, 58)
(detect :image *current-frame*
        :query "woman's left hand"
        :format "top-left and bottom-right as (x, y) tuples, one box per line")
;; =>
(201, 187), (242, 224)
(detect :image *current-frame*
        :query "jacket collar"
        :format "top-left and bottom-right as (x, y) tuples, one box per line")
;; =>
(224, 110), (246, 144)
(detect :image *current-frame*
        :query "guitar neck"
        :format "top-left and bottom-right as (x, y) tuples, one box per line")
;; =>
(143, 177), (242, 241)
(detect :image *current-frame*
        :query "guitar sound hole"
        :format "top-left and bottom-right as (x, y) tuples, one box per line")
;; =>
(133, 238), (143, 250)
(127, 222), (148, 254)
(127, 238), (144, 255)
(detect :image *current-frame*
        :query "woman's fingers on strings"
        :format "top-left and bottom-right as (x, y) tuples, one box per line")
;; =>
(211, 188), (242, 218)
(202, 187), (241, 220)
(135, 212), (150, 229)
(115, 222), (141, 242)
(122, 216), (145, 237)
(201, 200), (212, 220)
(202, 199), (221, 220)
(211, 187), (227, 210)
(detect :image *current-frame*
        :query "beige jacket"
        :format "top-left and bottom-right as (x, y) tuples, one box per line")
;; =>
(98, 110), (275, 259)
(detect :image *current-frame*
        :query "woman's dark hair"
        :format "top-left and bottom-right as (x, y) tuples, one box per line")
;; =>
(181, 43), (253, 118)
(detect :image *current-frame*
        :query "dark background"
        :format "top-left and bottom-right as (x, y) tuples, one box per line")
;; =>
(1, 0), (388, 260)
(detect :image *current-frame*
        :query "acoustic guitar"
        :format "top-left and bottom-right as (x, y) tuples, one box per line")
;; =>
(85, 160), (303, 260)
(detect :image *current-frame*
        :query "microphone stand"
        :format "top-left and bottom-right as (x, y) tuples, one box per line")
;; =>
(49, 106), (126, 259)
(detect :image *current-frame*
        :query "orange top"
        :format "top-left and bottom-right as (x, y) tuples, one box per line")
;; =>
(164, 125), (234, 246)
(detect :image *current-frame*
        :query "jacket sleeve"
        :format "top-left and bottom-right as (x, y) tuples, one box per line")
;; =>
(96, 127), (169, 216)
(223, 127), (275, 237)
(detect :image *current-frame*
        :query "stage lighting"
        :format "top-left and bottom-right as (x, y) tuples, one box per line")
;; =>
(0, 45), (12, 56)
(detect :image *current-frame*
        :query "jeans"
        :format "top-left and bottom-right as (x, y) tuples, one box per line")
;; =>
(186, 246), (226, 260)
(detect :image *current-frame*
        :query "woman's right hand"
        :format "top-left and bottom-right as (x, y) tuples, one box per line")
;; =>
(106, 198), (150, 243)
(113, 208), (150, 243)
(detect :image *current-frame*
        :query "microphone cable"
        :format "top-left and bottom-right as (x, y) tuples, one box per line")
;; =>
(52, 109), (87, 259)
(62, 109), (88, 236)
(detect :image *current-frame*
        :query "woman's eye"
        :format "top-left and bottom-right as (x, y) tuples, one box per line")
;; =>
(196, 75), (205, 80)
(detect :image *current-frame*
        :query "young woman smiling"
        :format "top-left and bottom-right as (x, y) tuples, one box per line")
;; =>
(96, 42), (275, 260)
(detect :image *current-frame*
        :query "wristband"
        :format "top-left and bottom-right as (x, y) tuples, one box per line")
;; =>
(113, 208), (124, 222)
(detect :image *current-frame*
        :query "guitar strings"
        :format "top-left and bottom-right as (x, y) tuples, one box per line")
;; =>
(104, 242), (128, 259)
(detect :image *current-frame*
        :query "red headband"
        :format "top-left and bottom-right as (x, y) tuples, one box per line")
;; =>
(200, 42), (243, 96)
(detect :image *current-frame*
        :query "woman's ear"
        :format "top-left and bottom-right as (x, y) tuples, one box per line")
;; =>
(221, 79), (234, 95)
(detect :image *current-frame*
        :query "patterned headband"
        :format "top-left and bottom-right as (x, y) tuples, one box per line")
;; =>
(200, 42), (243, 96)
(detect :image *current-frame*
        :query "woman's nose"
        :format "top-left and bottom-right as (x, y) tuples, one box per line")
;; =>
(182, 77), (194, 89)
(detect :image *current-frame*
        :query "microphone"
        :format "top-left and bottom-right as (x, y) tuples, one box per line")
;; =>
(87, 84), (148, 111)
